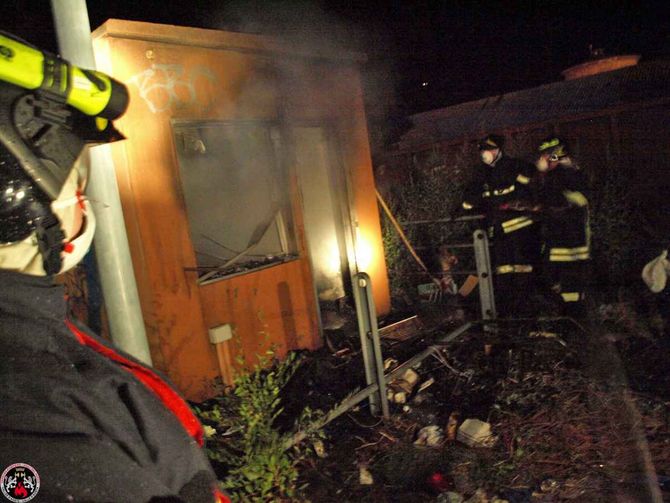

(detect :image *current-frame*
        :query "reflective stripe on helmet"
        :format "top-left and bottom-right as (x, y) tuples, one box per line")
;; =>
(539, 138), (561, 152)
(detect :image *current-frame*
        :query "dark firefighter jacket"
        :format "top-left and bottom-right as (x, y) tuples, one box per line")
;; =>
(535, 164), (590, 262)
(0, 271), (228, 503)
(462, 154), (537, 235)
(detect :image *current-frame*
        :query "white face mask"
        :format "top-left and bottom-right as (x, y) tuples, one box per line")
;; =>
(536, 156), (549, 172)
(0, 168), (95, 275)
(481, 150), (495, 165)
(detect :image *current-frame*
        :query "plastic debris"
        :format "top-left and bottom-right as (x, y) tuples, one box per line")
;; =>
(387, 368), (420, 404)
(359, 465), (374, 485)
(539, 478), (559, 493)
(313, 439), (327, 458)
(418, 376), (435, 393)
(465, 488), (489, 503)
(528, 331), (559, 338)
(414, 425), (444, 447)
(334, 347), (352, 357)
(529, 331), (568, 347)
(456, 419), (497, 447)
(436, 492), (465, 503)
(379, 316), (422, 341)
(383, 357), (399, 371)
(458, 274), (479, 297)
(418, 282), (442, 302)
(642, 249), (670, 292)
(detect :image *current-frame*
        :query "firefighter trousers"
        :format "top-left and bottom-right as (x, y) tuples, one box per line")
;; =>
(543, 208), (591, 313)
(490, 216), (540, 317)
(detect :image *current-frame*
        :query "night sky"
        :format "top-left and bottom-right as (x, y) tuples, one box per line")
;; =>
(4, 0), (670, 118)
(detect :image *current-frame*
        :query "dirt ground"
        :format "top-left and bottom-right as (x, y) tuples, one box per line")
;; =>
(280, 300), (670, 502)
(196, 293), (670, 502)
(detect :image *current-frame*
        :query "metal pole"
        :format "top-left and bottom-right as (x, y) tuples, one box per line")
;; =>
(399, 214), (485, 226)
(50, 0), (152, 365)
(352, 272), (389, 418)
(286, 322), (472, 449)
(473, 229), (497, 321)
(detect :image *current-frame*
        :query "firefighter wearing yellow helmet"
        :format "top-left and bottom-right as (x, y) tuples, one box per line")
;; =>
(0, 31), (229, 503)
(535, 136), (591, 312)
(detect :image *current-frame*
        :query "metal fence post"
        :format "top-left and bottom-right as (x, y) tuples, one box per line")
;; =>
(473, 229), (497, 321)
(352, 272), (390, 418)
(50, 0), (152, 364)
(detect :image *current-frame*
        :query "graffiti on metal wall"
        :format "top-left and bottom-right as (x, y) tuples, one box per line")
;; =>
(129, 64), (216, 113)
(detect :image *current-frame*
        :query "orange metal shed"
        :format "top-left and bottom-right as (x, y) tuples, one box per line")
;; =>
(92, 20), (390, 400)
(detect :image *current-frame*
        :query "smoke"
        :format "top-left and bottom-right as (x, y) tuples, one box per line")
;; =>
(209, 0), (369, 53)
(206, 0), (400, 154)
(85, 0), (401, 154)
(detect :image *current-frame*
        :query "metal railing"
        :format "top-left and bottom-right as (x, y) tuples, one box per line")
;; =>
(352, 272), (390, 418)
(399, 215), (497, 321)
(350, 215), (497, 418)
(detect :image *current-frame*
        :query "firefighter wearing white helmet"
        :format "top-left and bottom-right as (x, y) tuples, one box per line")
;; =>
(461, 134), (540, 317)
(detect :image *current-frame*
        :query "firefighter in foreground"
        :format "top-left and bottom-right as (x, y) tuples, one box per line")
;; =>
(0, 32), (228, 502)
(461, 134), (539, 316)
(534, 137), (590, 313)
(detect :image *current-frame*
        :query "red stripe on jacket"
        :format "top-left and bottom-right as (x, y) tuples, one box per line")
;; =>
(65, 319), (204, 445)
(65, 320), (232, 502)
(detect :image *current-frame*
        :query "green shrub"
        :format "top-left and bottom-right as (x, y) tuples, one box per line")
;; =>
(197, 351), (323, 502)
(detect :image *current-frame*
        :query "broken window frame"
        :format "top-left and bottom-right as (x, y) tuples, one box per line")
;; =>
(171, 119), (299, 284)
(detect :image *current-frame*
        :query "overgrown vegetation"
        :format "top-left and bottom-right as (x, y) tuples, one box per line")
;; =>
(380, 141), (647, 307)
(196, 351), (324, 502)
(380, 148), (472, 306)
(589, 162), (643, 287)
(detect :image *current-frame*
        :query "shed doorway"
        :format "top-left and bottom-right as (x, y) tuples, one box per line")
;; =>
(294, 126), (351, 331)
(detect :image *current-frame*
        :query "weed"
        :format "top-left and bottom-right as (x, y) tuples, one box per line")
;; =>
(196, 350), (324, 502)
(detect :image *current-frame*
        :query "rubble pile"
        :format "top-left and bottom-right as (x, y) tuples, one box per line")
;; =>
(295, 321), (670, 502)
(197, 309), (670, 501)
